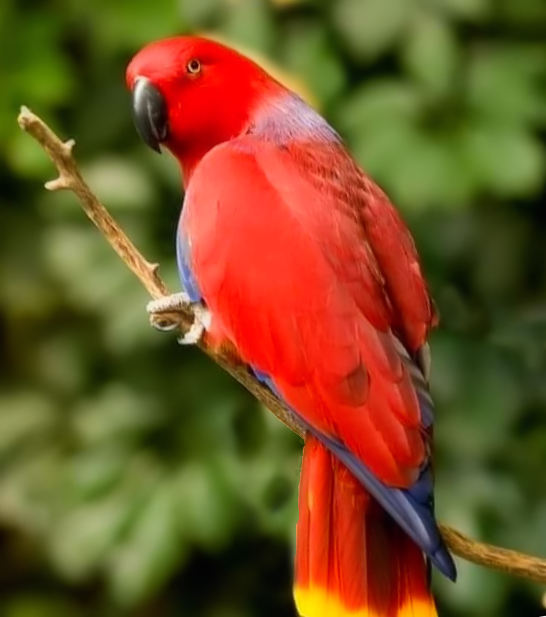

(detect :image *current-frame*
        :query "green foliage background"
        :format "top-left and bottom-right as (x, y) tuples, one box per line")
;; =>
(1, 0), (545, 615)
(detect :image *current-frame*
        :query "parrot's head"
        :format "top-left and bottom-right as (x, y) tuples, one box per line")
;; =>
(126, 36), (282, 175)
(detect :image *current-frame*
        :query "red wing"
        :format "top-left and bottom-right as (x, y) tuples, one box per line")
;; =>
(183, 138), (428, 487)
(285, 141), (437, 352)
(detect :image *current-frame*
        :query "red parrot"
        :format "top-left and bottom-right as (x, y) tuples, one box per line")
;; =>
(127, 37), (456, 617)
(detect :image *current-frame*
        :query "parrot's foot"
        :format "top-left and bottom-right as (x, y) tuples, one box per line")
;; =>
(177, 302), (211, 345)
(146, 292), (191, 332)
(146, 291), (192, 316)
(146, 292), (211, 345)
(178, 315), (205, 345)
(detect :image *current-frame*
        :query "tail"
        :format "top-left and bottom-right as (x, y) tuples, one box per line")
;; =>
(294, 435), (437, 617)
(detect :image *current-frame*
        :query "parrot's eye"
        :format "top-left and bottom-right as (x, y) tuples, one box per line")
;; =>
(186, 59), (201, 75)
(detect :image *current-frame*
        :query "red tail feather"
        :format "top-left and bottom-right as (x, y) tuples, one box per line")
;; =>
(295, 435), (437, 617)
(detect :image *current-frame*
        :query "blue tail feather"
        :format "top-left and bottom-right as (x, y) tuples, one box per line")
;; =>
(251, 364), (457, 581)
(316, 429), (456, 580)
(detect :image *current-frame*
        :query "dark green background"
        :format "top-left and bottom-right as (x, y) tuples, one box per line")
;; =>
(1, 0), (545, 615)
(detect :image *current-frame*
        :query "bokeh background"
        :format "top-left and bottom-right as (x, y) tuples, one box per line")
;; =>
(1, 0), (545, 615)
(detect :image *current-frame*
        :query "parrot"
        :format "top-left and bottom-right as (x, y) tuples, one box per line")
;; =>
(126, 36), (456, 617)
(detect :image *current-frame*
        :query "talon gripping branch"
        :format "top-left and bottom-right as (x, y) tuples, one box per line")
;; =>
(127, 37), (456, 617)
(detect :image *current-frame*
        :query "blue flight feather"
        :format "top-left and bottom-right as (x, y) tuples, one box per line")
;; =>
(317, 429), (456, 580)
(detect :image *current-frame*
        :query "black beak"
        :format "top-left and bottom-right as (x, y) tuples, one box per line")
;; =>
(131, 77), (168, 153)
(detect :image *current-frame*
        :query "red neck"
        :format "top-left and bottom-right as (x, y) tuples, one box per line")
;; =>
(170, 140), (220, 186)
(168, 79), (286, 187)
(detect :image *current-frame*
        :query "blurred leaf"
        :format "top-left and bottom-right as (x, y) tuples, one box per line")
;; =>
(8, 14), (75, 106)
(333, 0), (411, 60)
(402, 11), (460, 96)
(94, 0), (183, 49)
(67, 446), (128, 502)
(179, 0), (224, 28)
(6, 130), (56, 178)
(440, 554), (507, 613)
(337, 79), (422, 134)
(173, 462), (239, 548)
(351, 121), (468, 210)
(43, 225), (129, 311)
(81, 157), (155, 211)
(0, 393), (56, 457)
(72, 383), (161, 446)
(32, 334), (89, 395)
(0, 446), (64, 533)
(387, 133), (464, 210)
(13, 51), (74, 106)
(107, 479), (186, 606)
(431, 0), (490, 20)
(102, 283), (158, 353)
(462, 123), (544, 197)
(468, 45), (546, 126)
(48, 490), (139, 582)
(282, 21), (346, 104)
(220, 0), (276, 54)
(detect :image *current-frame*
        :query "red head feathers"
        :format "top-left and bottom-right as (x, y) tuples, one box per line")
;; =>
(126, 36), (285, 178)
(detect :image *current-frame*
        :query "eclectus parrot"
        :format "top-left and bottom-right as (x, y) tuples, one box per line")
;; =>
(127, 36), (456, 617)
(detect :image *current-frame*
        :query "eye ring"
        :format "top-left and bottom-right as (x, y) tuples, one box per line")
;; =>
(186, 59), (201, 75)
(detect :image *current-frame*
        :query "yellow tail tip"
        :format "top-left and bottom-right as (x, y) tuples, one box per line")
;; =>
(294, 585), (437, 617)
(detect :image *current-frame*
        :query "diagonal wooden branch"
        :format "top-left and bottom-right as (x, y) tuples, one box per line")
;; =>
(18, 105), (546, 585)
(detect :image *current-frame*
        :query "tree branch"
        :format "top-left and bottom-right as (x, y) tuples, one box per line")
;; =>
(439, 525), (546, 585)
(18, 106), (546, 585)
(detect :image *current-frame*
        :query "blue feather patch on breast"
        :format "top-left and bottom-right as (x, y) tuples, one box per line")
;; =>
(176, 225), (202, 303)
